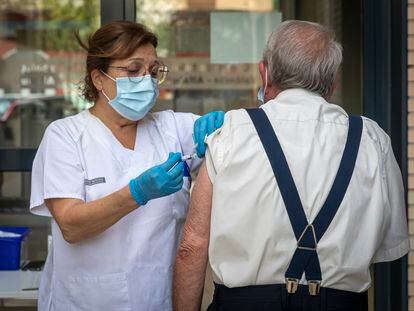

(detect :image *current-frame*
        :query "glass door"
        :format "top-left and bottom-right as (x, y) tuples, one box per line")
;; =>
(136, 0), (362, 116)
(134, 0), (364, 309)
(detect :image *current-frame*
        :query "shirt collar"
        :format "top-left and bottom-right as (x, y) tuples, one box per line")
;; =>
(261, 88), (348, 122)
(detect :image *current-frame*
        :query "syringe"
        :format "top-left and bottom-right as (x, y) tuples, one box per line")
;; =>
(181, 153), (197, 161)
(167, 153), (197, 173)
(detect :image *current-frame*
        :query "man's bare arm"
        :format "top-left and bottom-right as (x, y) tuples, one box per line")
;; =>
(173, 161), (213, 311)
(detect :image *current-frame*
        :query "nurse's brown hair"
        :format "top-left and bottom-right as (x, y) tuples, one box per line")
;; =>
(76, 21), (158, 102)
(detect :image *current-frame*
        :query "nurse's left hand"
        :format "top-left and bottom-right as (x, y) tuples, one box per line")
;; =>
(129, 152), (184, 205)
(194, 111), (225, 158)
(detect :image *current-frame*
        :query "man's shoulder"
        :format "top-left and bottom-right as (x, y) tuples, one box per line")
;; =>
(222, 108), (256, 127)
(361, 116), (391, 154)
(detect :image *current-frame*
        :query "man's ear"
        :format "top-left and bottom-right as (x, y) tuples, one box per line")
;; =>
(91, 69), (104, 92)
(258, 61), (267, 85)
(258, 62), (281, 101)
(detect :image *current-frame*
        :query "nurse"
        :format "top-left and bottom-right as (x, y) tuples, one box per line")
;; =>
(29, 21), (224, 311)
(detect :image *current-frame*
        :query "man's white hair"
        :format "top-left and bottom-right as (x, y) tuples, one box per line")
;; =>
(263, 20), (342, 98)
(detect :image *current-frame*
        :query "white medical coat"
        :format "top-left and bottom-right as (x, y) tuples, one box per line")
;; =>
(30, 109), (200, 311)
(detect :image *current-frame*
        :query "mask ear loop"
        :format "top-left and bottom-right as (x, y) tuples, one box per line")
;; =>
(101, 89), (111, 102)
(263, 67), (268, 96)
(100, 70), (116, 101)
(100, 69), (116, 82)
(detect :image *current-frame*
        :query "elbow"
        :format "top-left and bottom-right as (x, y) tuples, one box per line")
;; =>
(62, 234), (78, 244)
(47, 200), (90, 244)
(58, 220), (83, 244)
(176, 238), (208, 264)
(61, 228), (79, 244)
(176, 245), (194, 262)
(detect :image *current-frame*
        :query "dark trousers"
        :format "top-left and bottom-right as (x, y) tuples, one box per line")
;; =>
(207, 283), (368, 311)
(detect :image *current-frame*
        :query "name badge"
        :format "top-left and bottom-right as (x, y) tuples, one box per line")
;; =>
(84, 177), (106, 186)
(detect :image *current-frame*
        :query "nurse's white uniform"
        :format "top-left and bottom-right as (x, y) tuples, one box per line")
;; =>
(30, 109), (200, 311)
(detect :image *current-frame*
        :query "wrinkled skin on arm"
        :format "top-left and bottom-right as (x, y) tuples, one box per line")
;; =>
(173, 161), (213, 311)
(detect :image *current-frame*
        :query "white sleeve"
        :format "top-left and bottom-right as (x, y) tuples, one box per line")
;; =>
(205, 112), (232, 184)
(30, 122), (85, 217)
(205, 138), (219, 184)
(372, 143), (409, 263)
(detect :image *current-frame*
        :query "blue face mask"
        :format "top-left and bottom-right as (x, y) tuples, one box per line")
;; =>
(101, 71), (159, 121)
(257, 67), (268, 105)
(257, 87), (265, 104)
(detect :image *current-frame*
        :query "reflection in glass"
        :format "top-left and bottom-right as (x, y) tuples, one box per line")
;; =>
(135, 1), (363, 309)
(137, 0), (361, 115)
(0, 0), (99, 202)
(0, 0), (99, 147)
(136, 0), (274, 114)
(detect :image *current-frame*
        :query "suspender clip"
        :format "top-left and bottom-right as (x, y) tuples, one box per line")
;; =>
(286, 278), (299, 294)
(308, 280), (321, 296)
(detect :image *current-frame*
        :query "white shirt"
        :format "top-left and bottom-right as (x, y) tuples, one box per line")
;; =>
(30, 109), (200, 311)
(205, 88), (409, 293)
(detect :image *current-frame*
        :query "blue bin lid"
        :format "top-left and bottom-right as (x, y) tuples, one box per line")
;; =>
(0, 226), (30, 242)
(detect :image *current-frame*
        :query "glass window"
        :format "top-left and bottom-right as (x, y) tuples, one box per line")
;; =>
(135, 0), (363, 309)
(0, 0), (100, 205)
(137, 0), (362, 117)
(0, 1), (100, 263)
(137, 0), (273, 115)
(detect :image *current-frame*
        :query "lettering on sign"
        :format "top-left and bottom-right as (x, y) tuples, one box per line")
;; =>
(162, 57), (259, 90)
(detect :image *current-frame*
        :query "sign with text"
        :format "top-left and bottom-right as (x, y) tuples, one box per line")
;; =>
(162, 57), (260, 90)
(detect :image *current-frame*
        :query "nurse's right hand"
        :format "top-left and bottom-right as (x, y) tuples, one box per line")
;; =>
(129, 152), (184, 205)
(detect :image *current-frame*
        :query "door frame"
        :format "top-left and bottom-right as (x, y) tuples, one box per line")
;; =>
(363, 0), (408, 310)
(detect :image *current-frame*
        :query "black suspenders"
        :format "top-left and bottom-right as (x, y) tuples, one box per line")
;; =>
(245, 108), (363, 296)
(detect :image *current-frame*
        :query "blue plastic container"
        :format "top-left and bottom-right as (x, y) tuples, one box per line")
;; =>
(0, 226), (30, 270)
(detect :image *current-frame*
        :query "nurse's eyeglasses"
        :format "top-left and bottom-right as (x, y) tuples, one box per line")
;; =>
(108, 60), (169, 84)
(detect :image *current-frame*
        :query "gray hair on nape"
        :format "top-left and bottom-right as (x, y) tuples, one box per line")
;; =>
(263, 20), (343, 99)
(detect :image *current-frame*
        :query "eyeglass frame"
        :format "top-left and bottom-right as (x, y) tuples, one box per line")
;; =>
(106, 60), (169, 85)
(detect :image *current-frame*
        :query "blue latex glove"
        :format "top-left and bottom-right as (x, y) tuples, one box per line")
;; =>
(193, 111), (225, 157)
(129, 152), (184, 205)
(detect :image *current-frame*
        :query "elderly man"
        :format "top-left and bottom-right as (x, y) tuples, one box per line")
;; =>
(173, 20), (409, 311)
